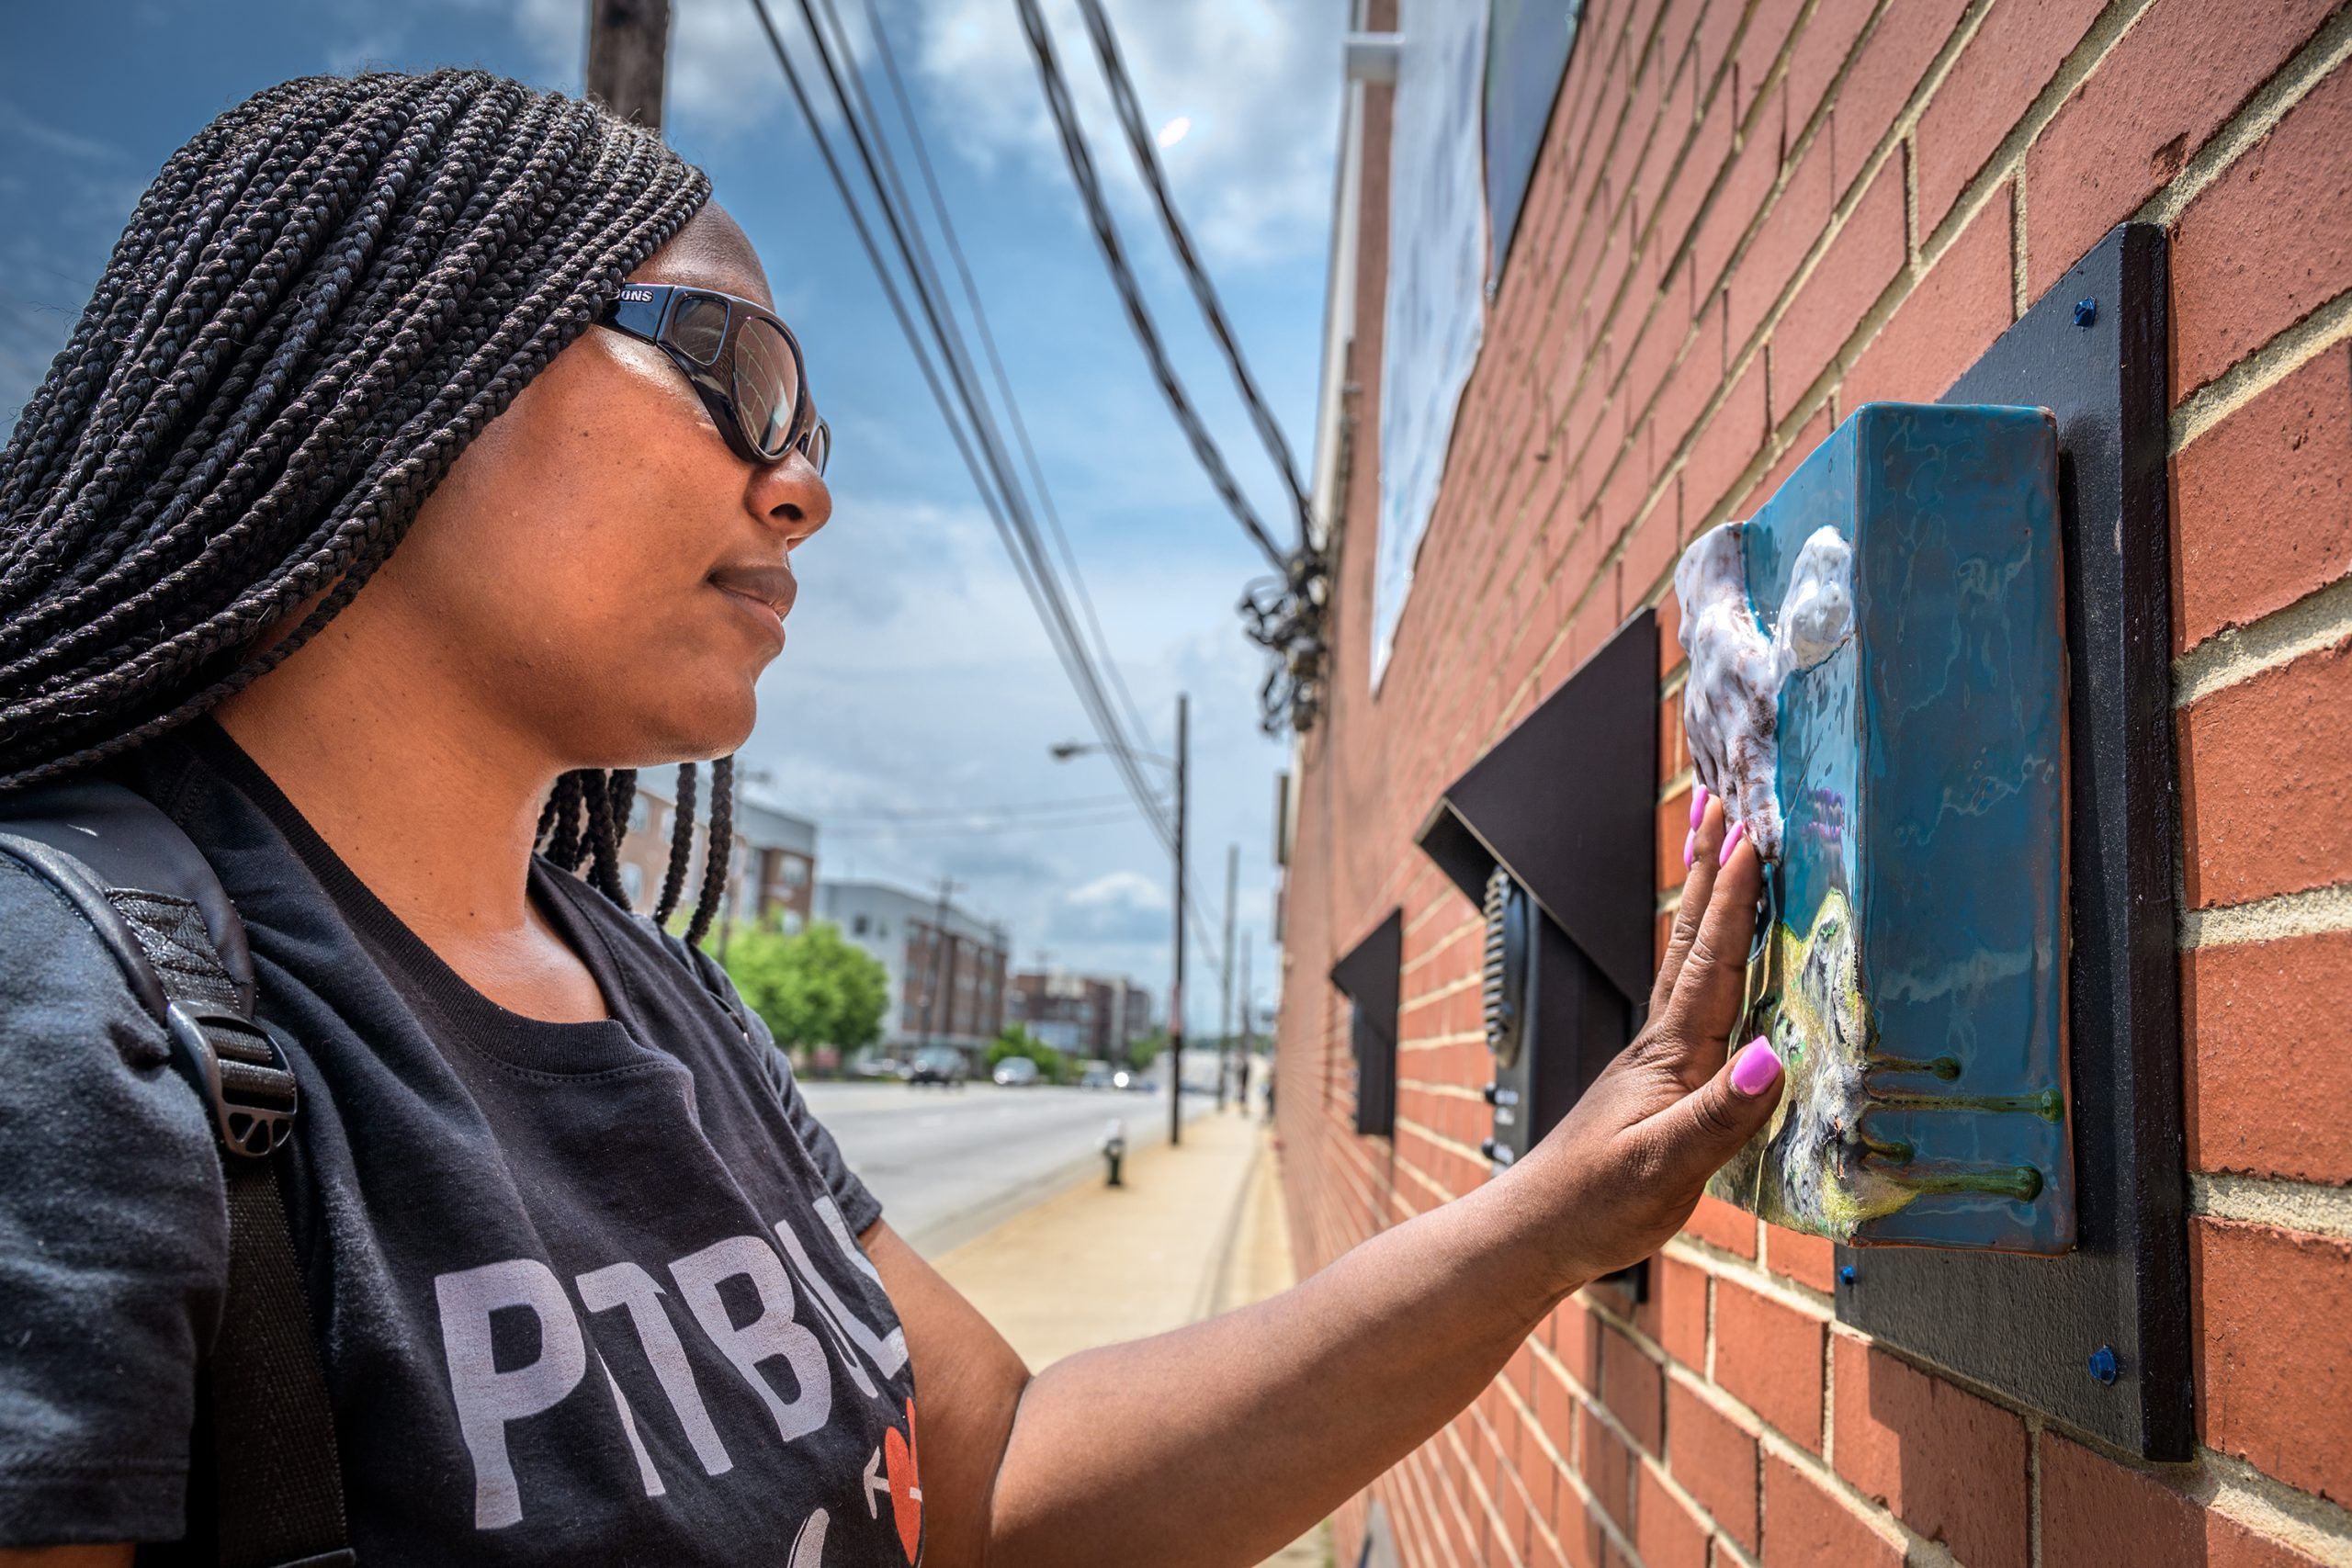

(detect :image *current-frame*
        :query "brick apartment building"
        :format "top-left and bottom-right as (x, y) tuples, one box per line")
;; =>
(1276, 3), (2352, 1567)
(1006, 970), (1156, 1060)
(615, 764), (816, 933)
(817, 880), (1010, 1055)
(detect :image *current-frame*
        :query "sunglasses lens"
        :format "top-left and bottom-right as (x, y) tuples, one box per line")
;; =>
(802, 418), (831, 477)
(733, 316), (802, 460)
(670, 293), (729, 367)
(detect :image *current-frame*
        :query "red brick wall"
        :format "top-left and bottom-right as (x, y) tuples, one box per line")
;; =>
(1276, 1), (2352, 1563)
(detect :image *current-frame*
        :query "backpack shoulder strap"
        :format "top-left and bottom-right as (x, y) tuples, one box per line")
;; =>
(0, 779), (355, 1568)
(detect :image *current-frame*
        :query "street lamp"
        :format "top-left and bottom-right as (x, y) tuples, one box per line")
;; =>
(1051, 692), (1189, 1147)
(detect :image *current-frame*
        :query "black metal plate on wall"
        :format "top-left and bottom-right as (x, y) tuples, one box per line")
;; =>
(1332, 909), (1403, 1137)
(1418, 607), (1658, 1005)
(1835, 223), (2190, 1460)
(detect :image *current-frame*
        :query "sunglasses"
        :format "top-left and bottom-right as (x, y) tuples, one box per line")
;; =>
(599, 282), (831, 475)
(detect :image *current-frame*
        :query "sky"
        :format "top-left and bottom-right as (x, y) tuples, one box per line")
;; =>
(0, 0), (1347, 1034)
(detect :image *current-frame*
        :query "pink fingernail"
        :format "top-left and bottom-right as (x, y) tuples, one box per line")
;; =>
(1682, 829), (1695, 868)
(1690, 784), (1709, 830)
(1731, 1037), (1783, 1097)
(1718, 819), (1747, 865)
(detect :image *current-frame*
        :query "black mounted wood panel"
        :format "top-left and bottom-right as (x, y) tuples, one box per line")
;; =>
(1837, 222), (2191, 1461)
(1331, 909), (1403, 1138)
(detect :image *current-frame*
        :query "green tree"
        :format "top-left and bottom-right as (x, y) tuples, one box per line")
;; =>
(722, 920), (888, 1057)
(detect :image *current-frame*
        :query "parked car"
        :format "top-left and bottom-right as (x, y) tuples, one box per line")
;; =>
(908, 1046), (967, 1088)
(854, 1054), (906, 1081)
(991, 1055), (1041, 1088)
(1078, 1060), (1115, 1090)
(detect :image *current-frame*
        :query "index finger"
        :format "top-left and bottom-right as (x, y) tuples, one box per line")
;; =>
(1652, 829), (1763, 1075)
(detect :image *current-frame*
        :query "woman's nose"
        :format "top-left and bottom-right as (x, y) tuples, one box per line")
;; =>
(749, 449), (831, 547)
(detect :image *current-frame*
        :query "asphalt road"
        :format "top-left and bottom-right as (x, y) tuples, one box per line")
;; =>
(799, 1080), (1201, 1255)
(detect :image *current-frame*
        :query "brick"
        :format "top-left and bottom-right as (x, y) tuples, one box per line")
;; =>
(2040, 1431), (2322, 1568)
(1840, 184), (2014, 412)
(1536, 1355), (1580, 1459)
(1728, 129), (1834, 352)
(1633, 1462), (1708, 1568)
(1831, 0), (1972, 195)
(1694, 86), (1785, 302)
(1713, 1278), (1826, 1447)
(1736, 0), (1807, 124)
(2177, 636), (2352, 909)
(1761, 1224), (1836, 1292)
(1735, 408), (1830, 517)
(1680, 358), (1769, 525)
(2028, 0), (2338, 301)
(1657, 85), (1733, 271)
(2173, 60), (2352, 400)
(1666, 1381), (1758, 1550)
(1639, 1253), (1709, 1368)
(1579, 1401), (1636, 1528)
(1760, 1452), (1903, 1568)
(1783, 0), (1875, 141)
(2183, 930), (2352, 1184)
(2171, 342), (2352, 650)
(1599, 1325), (1665, 1454)
(1555, 1295), (1602, 1389)
(2194, 1216), (2352, 1506)
(1915, 0), (2109, 235)
(1770, 153), (1907, 399)
(1682, 1191), (1758, 1258)
(1829, 1335), (2029, 1568)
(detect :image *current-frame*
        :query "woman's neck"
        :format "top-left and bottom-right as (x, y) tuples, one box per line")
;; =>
(209, 612), (579, 980)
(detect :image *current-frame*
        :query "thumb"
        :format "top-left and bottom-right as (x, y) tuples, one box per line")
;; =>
(1637, 1035), (1785, 1185)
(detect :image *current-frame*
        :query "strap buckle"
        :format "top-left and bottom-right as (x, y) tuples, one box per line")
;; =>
(165, 1000), (298, 1158)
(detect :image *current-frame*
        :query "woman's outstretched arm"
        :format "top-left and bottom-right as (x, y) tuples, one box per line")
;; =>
(874, 797), (1780, 1568)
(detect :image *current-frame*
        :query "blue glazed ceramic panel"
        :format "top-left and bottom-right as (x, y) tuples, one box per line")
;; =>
(1680, 402), (2073, 1252)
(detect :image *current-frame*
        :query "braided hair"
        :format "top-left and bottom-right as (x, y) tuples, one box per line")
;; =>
(0, 69), (741, 937)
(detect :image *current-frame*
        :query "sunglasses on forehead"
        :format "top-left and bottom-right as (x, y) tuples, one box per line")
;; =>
(598, 282), (831, 476)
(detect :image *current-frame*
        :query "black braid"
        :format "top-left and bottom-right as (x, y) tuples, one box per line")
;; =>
(0, 71), (712, 834)
(684, 755), (734, 949)
(653, 759), (697, 926)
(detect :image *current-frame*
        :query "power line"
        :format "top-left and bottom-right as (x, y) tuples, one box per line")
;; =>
(852, 0), (1153, 750)
(744, 0), (1227, 985)
(1010, 0), (1329, 735)
(1008, 0), (1288, 570)
(1070, 0), (1311, 538)
(744, 0), (1166, 853)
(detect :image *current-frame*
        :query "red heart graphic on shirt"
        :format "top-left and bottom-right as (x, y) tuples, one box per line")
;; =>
(884, 1399), (922, 1562)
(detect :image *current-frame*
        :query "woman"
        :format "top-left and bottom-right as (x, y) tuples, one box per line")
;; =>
(0, 72), (1780, 1567)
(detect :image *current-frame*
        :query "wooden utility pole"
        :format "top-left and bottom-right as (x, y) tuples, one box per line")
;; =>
(585, 0), (673, 130)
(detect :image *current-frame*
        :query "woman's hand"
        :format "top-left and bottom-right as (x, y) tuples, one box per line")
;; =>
(1514, 786), (1784, 1291)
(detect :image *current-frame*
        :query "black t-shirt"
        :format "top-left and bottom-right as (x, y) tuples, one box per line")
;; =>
(0, 724), (924, 1565)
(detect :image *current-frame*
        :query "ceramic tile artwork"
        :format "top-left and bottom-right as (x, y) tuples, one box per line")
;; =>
(1676, 403), (2075, 1251)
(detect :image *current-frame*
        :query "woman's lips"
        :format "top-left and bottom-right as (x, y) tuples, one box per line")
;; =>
(708, 562), (796, 649)
(708, 561), (797, 618)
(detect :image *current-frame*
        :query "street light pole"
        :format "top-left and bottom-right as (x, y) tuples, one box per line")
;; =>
(1217, 842), (1238, 1111)
(1170, 693), (1188, 1148)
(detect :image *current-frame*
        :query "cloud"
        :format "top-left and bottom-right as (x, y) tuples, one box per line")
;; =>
(905, 0), (1344, 266)
(1051, 870), (1168, 943)
(476, 0), (1343, 268)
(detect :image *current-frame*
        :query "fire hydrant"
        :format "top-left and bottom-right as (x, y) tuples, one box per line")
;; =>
(1102, 1119), (1126, 1188)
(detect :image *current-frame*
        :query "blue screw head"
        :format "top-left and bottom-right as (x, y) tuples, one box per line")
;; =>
(2087, 1345), (2119, 1384)
(2074, 297), (2098, 328)
(1839, 1265), (1857, 1286)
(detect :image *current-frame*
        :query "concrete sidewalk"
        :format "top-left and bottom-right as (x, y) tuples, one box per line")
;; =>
(933, 1109), (1330, 1568)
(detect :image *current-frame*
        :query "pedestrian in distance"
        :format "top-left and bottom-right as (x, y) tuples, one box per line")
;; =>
(0, 71), (1784, 1568)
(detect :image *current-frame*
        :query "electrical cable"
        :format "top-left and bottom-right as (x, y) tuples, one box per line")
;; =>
(850, 0), (1153, 750)
(1011, 0), (1328, 735)
(777, 0), (1165, 852)
(1070, 0), (1312, 539)
(1008, 0), (1289, 571)
(747, 0), (1227, 984)
(745, 0), (1165, 853)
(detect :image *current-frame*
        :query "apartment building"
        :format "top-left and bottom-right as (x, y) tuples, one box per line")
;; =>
(816, 880), (1010, 1055)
